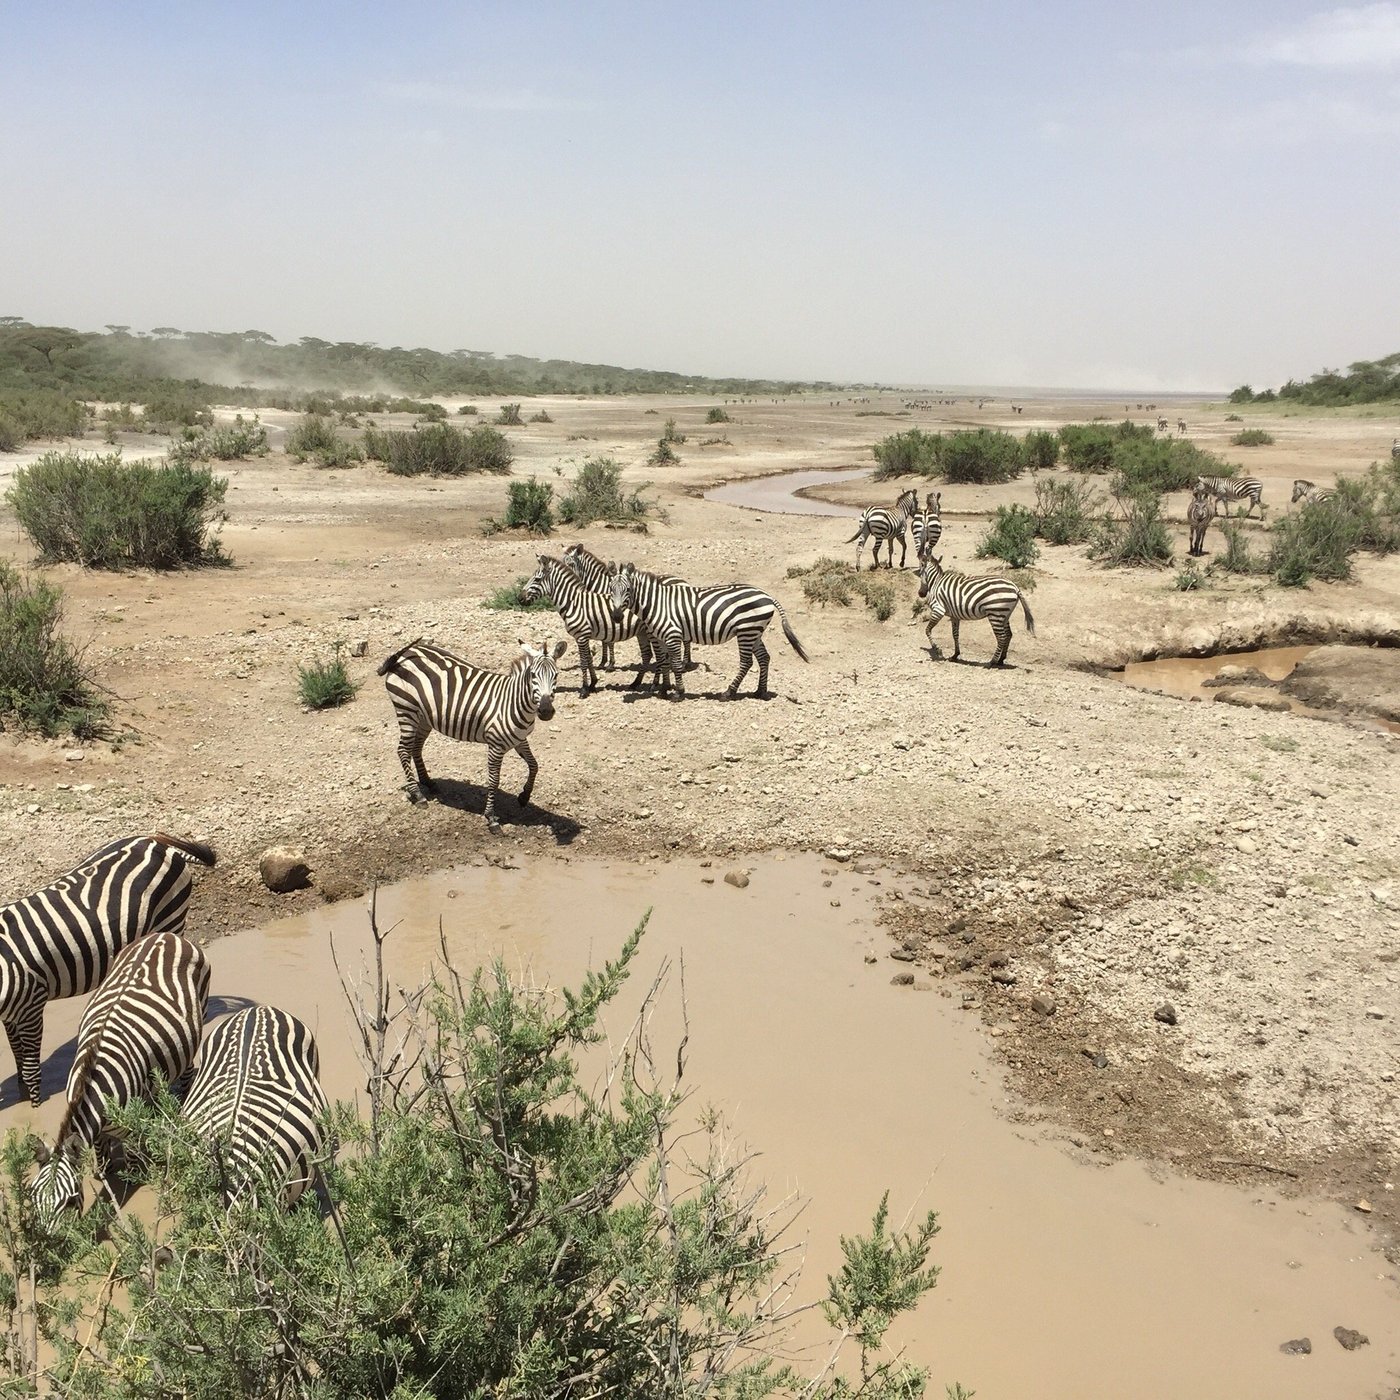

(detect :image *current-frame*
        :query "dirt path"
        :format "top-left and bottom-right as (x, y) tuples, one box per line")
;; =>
(1, 389), (1398, 1250)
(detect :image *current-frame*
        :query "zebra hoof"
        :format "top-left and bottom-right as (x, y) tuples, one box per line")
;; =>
(487, 818), (503, 835)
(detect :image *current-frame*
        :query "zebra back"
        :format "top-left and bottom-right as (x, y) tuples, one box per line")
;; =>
(181, 1005), (328, 1207)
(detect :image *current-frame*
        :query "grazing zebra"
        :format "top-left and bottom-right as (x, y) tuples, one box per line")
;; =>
(562, 542), (694, 670)
(1187, 486), (1213, 556)
(1177, 418), (1187, 434)
(1196, 474), (1264, 519)
(609, 564), (808, 699)
(379, 636), (567, 830)
(181, 1005), (327, 1208)
(846, 488), (919, 570)
(1157, 417), (1169, 432)
(0, 834), (215, 1107)
(1291, 478), (1336, 506)
(916, 555), (1036, 667)
(521, 554), (655, 695)
(33, 930), (209, 1221)
(910, 491), (943, 562)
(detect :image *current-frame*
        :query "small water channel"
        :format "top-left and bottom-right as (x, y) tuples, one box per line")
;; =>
(703, 466), (873, 516)
(4, 852), (1394, 1397)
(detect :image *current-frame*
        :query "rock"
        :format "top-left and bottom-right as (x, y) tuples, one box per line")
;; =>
(1212, 687), (1291, 713)
(889, 948), (916, 962)
(1354, 1198), (1372, 1213)
(1236, 836), (1257, 855)
(723, 870), (749, 889)
(1333, 1327), (1369, 1351)
(825, 848), (854, 863)
(864, 952), (877, 964)
(1279, 645), (1400, 725)
(1154, 1002), (1179, 1026)
(986, 950), (1009, 968)
(890, 972), (915, 987)
(990, 969), (1017, 986)
(1203, 665), (1277, 689)
(1082, 1049), (1109, 1070)
(259, 848), (313, 894)
(1279, 1338), (1311, 1356)
(63, 749), (84, 762)
(350, 638), (369, 658)
(1366, 1007), (1385, 1019)
(1031, 992), (1056, 1016)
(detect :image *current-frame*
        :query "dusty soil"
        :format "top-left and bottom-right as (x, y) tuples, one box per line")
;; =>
(2, 390), (1399, 1248)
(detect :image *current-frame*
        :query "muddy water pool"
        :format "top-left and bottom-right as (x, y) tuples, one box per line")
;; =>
(704, 466), (872, 515)
(4, 852), (1396, 1398)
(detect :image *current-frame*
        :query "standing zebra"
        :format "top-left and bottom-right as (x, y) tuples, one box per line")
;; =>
(910, 490), (943, 562)
(1196, 474), (1264, 519)
(846, 488), (919, 570)
(181, 1005), (328, 1208)
(562, 542), (695, 670)
(609, 563), (808, 700)
(379, 636), (567, 830)
(521, 555), (655, 695)
(32, 930), (209, 1221)
(1186, 486), (1213, 556)
(1291, 478), (1336, 506)
(917, 556), (1035, 667)
(1392, 438), (1399, 462)
(0, 834), (215, 1107)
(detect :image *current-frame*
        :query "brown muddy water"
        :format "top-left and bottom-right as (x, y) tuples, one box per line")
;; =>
(704, 466), (872, 515)
(5, 853), (1397, 1398)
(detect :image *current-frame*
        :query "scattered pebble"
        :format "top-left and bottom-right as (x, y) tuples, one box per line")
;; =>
(1333, 1327), (1369, 1351)
(1279, 1338), (1311, 1356)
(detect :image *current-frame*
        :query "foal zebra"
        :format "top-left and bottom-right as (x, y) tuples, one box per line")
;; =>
(1187, 486), (1213, 557)
(1197, 475), (1264, 519)
(33, 930), (209, 1221)
(847, 488), (919, 570)
(181, 1005), (328, 1208)
(379, 636), (567, 830)
(0, 834), (215, 1107)
(609, 564), (808, 699)
(910, 491), (943, 562)
(522, 554), (653, 695)
(562, 542), (694, 670)
(1291, 478), (1336, 506)
(917, 556), (1036, 667)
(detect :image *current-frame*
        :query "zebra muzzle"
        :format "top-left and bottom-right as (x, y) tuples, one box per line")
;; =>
(537, 698), (555, 721)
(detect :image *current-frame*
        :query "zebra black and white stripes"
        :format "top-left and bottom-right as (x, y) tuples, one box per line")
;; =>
(847, 488), (919, 570)
(0, 834), (215, 1106)
(910, 491), (943, 562)
(181, 1005), (328, 1208)
(33, 930), (209, 1220)
(917, 556), (1036, 666)
(609, 564), (808, 699)
(1197, 475), (1264, 519)
(379, 637), (567, 829)
(563, 542), (695, 670)
(1291, 478), (1336, 506)
(1187, 486), (1213, 556)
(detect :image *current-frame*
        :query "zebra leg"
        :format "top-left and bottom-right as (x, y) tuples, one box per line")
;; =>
(576, 638), (595, 695)
(989, 617), (1012, 667)
(484, 744), (507, 831)
(4, 998), (45, 1107)
(896, 533), (906, 569)
(515, 739), (540, 810)
(726, 637), (755, 698)
(683, 639), (694, 672)
(949, 617), (962, 662)
(662, 638), (686, 700)
(752, 634), (771, 697)
(601, 638), (614, 670)
(396, 716), (434, 800)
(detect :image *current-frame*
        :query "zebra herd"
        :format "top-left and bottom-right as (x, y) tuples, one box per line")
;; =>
(3, 835), (326, 1222)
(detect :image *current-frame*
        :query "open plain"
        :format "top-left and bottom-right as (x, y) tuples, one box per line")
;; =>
(1, 389), (1398, 1267)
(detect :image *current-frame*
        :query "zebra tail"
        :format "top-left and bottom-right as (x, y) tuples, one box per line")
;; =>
(775, 602), (810, 662)
(844, 528), (862, 543)
(1019, 592), (1036, 636)
(153, 834), (217, 868)
(376, 637), (424, 677)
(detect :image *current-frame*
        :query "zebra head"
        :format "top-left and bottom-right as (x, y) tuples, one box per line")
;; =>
(917, 556), (945, 598)
(518, 640), (567, 720)
(520, 556), (552, 605)
(32, 1139), (83, 1224)
(925, 491), (942, 513)
(895, 488), (918, 516)
(1290, 479), (1313, 503)
(608, 561), (636, 624)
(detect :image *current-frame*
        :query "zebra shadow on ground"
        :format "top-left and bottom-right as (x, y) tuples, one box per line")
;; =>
(417, 778), (582, 843)
(925, 648), (1026, 671)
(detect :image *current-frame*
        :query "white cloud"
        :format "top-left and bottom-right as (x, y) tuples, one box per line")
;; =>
(1244, 3), (1400, 70)
(378, 81), (594, 113)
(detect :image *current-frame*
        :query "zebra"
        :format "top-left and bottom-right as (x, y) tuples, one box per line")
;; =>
(609, 563), (808, 700)
(562, 542), (695, 670)
(379, 636), (567, 830)
(846, 488), (919, 570)
(521, 554), (655, 695)
(1187, 486), (1213, 556)
(1291, 478), (1336, 507)
(910, 491), (943, 562)
(1196, 475), (1264, 519)
(0, 834), (215, 1107)
(916, 555), (1036, 667)
(1392, 438), (1399, 462)
(181, 1005), (328, 1208)
(32, 930), (209, 1221)
(1177, 418), (1187, 434)
(1157, 417), (1169, 432)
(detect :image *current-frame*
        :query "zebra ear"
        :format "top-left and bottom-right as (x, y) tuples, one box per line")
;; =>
(33, 1140), (51, 1165)
(551, 639), (568, 660)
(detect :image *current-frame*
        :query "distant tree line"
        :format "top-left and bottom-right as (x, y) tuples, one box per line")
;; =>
(1230, 353), (1400, 406)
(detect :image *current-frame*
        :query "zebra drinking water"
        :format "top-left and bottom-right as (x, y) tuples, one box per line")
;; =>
(1187, 486), (1214, 557)
(181, 1004), (328, 1208)
(910, 491), (943, 562)
(32, 930), (209, 1221)
(846, 488), (919, 570)
(521, 554), (655, 695)
(1291, 478), (1336, 506)
(1197, 475), (1264, 519)
(379, 636), (567, 830)
(0, 834), (215, 1107)
(609, 563), (808, 700)
(916, 555), (1036, 667)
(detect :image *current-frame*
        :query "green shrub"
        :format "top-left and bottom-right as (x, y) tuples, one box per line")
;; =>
(871, 428), (942, 479)
(1032, 477), (1100, 544)
(7, 451), (227, 568)
(940, 429), (1024, 484)
(1175, 562), (1205, 591)
(1089, 493), (1173, 567)
(529, 409), (553, 423)
(977, 504), (1040, 567)
(0, 390), (86, 446)
(861, 575), (896, 620)
(497, 402), (524, 425)
(1224, 413), (1243, 422)
(661, 417), (685, 444)
(503, 478), (554, 533)
(557, 456), (661, 529)
(788, 556), (895, 619)
(1231, 428), (1274, 446)
(365, 422), (511, 476)
(456, 403), (479, 415)
(298, 644), (357, 709)
(1023, 429), (1059, 471)
(0, 563), (107, 737)
(1115, 438), (1230, 495)
(1058, 424), (1116, 473)
(141, 387), (214, 432)
(418, 401), (448, 421)
(287, 413), (341, 459)
(1217, 522), (1265, 575)
(168, 415), (270, 465)
(1267, 501), (1363, 584)
(483, 577), (557, 610)
(705, 406), (731, 423)
(648, 437), (680, 468)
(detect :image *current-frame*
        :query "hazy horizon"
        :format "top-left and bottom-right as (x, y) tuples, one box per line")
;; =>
(3, 2), (1397, 392)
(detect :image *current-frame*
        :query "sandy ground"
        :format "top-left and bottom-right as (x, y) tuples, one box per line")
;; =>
(2, 390), (1399, 1247)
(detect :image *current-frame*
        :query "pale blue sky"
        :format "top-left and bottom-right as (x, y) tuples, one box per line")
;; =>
(3, 1), (1397, 389)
